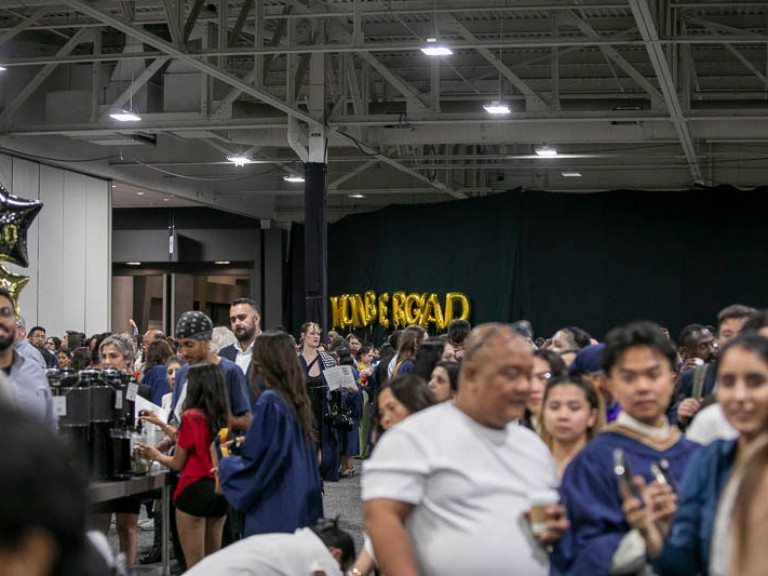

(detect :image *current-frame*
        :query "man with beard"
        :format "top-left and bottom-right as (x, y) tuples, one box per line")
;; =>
(0, 289), (55, 428)
(220, 298), (261, 375)
(28, 325), (58, 368)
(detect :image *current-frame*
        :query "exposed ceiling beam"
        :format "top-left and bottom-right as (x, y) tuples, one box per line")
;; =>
(329, 159), (377, 189)
(162, 0), (182, 46)
(695, 20), (768, 85)
(110, 56), (171, 110)
(450, 15), (549, 110)
(0, 7), (49, 48)
(628, 0), (704, 183)
(566, 12), (662, 101)
(182, 0), (205, 43)
(0, 28), (90, 125)
(60, 0), (321, 128)
(230, 0), (255, 47)
(120, 1), (135, 23)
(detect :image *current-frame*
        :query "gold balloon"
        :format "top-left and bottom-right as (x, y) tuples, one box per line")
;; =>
(351, 294), (368, 328)
(339, 294), (354, 329)
(377, 292), (390, 329)
(363, 290), (378, 325)
(422, 293), (446, 330)
(329, 296), (341, 330)
(405, 293), (425, 325)
(444, 292), (470, 324)
(391, 291), (407, 329)
(0, 264), (29, 316)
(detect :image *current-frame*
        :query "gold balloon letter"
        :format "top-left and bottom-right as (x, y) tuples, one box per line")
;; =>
(351, 294), (368, 328)
(378, 293), (390, 329)
(444, 292), (471, 324)
(422, 293), (446, 330)
(405, 293), (425, 325)
(339, 294), (354, 329)
(329, 296), (341, 330)
(392, 291), (407, 329)
(364, 290), (378, 325)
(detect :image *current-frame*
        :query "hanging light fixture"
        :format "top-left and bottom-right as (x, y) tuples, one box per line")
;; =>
(421, 1), (452, 56)
(484, 15), (510, 115)
(535, 146), (559, 158)
(227, 154), (251, 166)
(109, 63), (142, 121)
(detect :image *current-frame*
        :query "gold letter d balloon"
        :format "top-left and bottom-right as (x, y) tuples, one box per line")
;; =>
(0, 183), (43, 314)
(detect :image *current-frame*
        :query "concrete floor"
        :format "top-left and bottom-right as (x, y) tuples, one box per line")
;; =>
(108, 461), (363, 574)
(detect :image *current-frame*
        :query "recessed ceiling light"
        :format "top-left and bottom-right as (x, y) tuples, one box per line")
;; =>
(137, 191), (145, 195)
(561, 171), (582, 177)
(111, 184), (117, 188)
(126, 261), (142, 266)
(283, 174), (305, 183)
(214, 260), (231, 265)
(227, 154), (251, 166)
(483, 102), (511, 115)
(348, 193), (366, 199)
(109, 110), (142, 122)
(163, 197), (170, 202)
(535, 146), (558, 158)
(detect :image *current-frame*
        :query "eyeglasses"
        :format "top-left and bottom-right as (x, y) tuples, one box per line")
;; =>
(0, 306), (15, 318)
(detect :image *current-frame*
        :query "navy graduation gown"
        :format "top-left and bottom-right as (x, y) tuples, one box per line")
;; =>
(218, 390), (323, 537)
(553, 428), (699, 576)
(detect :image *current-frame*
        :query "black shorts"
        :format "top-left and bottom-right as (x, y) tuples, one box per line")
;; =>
(175, 478), (228, 518)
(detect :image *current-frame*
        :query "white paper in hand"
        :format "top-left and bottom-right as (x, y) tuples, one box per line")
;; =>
(323, 365), (357, 391)
(135, 395), (169, 424)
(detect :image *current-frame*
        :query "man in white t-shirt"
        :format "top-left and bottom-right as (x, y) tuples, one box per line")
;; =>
(183, 524), (352, 576)
(363, 323), (568, 576)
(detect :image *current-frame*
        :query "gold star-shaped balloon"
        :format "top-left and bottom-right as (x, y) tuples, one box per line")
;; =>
(0, 265), (29, 316)
(0, 183), (43, 268)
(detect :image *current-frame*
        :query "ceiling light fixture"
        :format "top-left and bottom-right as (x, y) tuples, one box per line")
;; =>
(421, 2), (452, 56)
(348, 193), (366, 199)
(163, 198), (170, 202)
(227, 154), (251, 166)
(283, 174), (305, 183)
(561, 171), (582, 177)
(484, 18), (510, 115)
(0, 66), (6, 72)
(126, 261), (142, 266)
(109, 110), (142, 122)
(137, 191), (145, 195)
(483, 102), (511, 115)
(214, 260), (231, 265)
(421, 40), (453, 57)
(535, 146), (559, 158)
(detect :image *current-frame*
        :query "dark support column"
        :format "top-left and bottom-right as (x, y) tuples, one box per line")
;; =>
(303, 162), (328, 329)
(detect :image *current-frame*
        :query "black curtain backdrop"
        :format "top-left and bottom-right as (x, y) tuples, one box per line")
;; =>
(288, 186), (768, 342)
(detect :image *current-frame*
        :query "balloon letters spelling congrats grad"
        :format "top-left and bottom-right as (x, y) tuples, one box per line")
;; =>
(329, 291), (470, 331)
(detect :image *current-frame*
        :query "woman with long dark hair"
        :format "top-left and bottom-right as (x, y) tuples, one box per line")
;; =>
(299, 322), (341, 481)
(412, 337), (447, 382)
(138, 362), (230, 568)
(217, 331), (324, 537)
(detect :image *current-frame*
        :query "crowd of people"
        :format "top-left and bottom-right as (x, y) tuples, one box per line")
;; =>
(5, 287), (768, 575)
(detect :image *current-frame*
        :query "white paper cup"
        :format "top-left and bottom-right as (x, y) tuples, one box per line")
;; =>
(529, 489), (560, 535)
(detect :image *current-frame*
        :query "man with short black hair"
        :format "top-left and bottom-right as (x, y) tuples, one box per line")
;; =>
(14, 316), (46, 370)
(555, 321), (698, 576)
(220, 298), (261, 375)
(677, 324), (716, 366)
(0, 290), (55, 428)
(675, 304), (757, 427)
(28, 325), (57, 368)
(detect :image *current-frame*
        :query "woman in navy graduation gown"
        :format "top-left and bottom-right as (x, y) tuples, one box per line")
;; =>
(217, 331), (323, 537)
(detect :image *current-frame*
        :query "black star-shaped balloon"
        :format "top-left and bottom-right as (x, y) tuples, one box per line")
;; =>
(0, 183), (43, 268)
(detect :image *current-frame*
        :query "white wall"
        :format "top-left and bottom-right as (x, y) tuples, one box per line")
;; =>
(0, 153), (111, 336)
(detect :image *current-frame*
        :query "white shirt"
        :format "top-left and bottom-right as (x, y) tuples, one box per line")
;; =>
(686, 403), (738, 445)
(235, 341), (255, 375)
(363, 402), (557, 576)
(183, 528), (343, 576)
